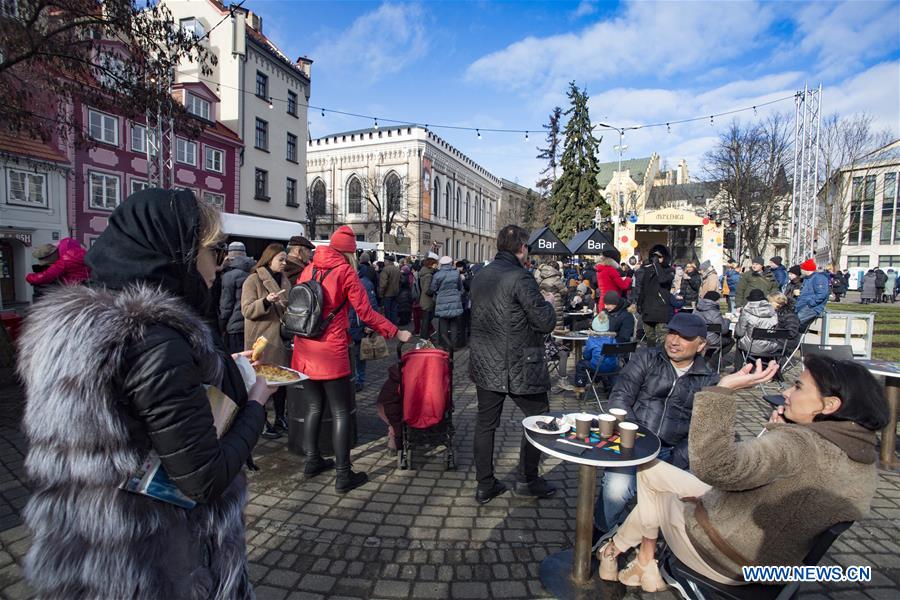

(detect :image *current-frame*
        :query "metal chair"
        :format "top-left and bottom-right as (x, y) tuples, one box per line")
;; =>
(800, 343), (854, 361)
(705, 323), (724, 373)
(779, 316), (822, 378)
(583, 341), (637, 411)
(660, 521), (854, 600)
(740, 328), (791, 394)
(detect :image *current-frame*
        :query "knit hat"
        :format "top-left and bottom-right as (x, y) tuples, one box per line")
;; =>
(591, 312), (610, 333)
(427, 252), (439, 260)
(358, 252), (370, 264)
(439, 255), (453, 265)
(699, 260), (711, 271)
(752, 256), (765, 266)
(603, 291), (621, 305)
(577, 282), (588, 295)
(748, 288), (766, 302)
(703, 291), (721, 301)
(789, 265), (801, 277)
(601, 247), (621, 262)
(329, 225), (357, 253)
(800, 258), (817, 272)
(770, 256), (783, 266)
(227, 241), (246, 253)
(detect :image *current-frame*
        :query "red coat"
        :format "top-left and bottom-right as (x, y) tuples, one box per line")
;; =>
(595, 262), (631, 302)
(26, 238), (90, 286)
(291, 245), (398, 380)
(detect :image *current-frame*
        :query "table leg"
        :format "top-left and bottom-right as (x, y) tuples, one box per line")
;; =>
(573, 463), (597, 584)
(880, 377), (898, 469)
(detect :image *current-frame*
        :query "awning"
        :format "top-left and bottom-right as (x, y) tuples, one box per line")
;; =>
(527, 226), (571, 255)
(220, 213), (304, 241)
(566, 227), (615, 255)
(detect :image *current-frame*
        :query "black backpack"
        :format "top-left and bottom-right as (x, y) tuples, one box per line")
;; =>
(282, 268), (347, 339)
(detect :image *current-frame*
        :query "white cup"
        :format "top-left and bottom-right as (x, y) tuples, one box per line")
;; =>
(598, 414), (616, 437)
(609, 408), (627, 422)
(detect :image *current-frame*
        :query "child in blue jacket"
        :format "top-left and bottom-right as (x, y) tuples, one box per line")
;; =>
(572, 312), (619, 391)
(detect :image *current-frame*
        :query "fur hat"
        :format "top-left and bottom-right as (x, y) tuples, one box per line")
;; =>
(329, 226), (357, 253)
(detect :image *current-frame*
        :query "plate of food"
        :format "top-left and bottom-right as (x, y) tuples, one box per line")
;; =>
(523, 415), (570, 435)
(253, 364), (308, 386)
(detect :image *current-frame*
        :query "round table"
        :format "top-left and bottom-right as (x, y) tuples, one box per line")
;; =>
(855, 359), (900, 470)
(552, 332), (589, 373)
(524, 414), (661, 598)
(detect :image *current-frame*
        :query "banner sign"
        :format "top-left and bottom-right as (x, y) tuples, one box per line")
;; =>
(527, 226), (570, 255)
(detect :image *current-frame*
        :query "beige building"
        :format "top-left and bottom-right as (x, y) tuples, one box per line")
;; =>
(164, 0), (311, 221)
(306, 127), (501, 260)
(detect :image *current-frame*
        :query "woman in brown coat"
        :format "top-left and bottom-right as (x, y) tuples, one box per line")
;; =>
(242, 243), (292, 439)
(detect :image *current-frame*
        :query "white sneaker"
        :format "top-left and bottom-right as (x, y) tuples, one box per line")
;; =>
(557, 378), (575, 391)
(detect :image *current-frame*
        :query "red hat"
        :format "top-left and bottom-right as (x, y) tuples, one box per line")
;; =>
(330, 225), (357, 253)
(800, 258), (816, 272)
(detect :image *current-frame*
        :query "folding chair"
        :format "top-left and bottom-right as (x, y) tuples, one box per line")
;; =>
(704, 323), (724, 373)
(741, 328), (790, 395)
(584, 341), (637, 411)
(660, 521), (854, 600)
(779, 316), (822, 377)
(800, 343), (854, 361)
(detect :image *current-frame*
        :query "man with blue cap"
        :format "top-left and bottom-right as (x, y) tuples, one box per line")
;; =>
(593, 311), (720, 545)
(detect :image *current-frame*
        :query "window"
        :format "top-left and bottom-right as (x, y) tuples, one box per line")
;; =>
(287, 90), (298, 117)
(433, 176), (440, 218)
(882, 172), (896, 244)
(465, 241), (470, 259)
(203, 191), (225, 209)
(130, 124), (157, 155)
(6, 169), (47, 208)
(130, 179), (151, 195)
(386, 172), (402, 213)
(88, 172), (120, 210)
(175, 138), (197, 166)
(455, 240), (460, 259)
(255, 71), (268, 99)
(861, 174), (876, 244)
(879, 255), (900, 267)
(180, 17), (206, 38)
(186, 94), (211, 121)
(204, 146), (223, 173)
(255, 118), (268, 150)
(848, 177), (862, 245)
(465, 192), (471, 225)
(254, 169), (268, 200)
(456, 188), (461, 222)
(311, 179), (327, 215)
(88, 109), (118, 145)
(846, 256), (869, 268)
(348, 176), (363, 214)
(444, 182), (451, 219)
(286, 133), (298, 162)
(286, 177), (297, 207)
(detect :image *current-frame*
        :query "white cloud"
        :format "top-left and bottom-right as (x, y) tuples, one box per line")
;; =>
(822, 61), (900, 136)
(572, 1), (598, 19)
(311, 3), (428, 84)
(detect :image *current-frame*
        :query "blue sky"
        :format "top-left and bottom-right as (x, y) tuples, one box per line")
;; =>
(256, 0), (900, 187)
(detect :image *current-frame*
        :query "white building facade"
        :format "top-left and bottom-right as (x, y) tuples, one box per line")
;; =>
(306, 127), (501, 261)
(164, 0), (311, 221)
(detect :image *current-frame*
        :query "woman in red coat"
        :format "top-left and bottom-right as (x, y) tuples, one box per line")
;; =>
(292, 226), (412, 492)
(25, 238), (90, 287)
(595, 247), (631, 301)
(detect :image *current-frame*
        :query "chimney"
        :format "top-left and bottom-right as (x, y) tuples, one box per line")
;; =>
(296, 55), (313, 79)
(246, 10), (262, 33)
(232, 6), (246, 56)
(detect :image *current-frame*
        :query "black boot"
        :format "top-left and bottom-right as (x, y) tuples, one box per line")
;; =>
(304, 456), (335, 479)
(335, 467), (368, 493)
(261, 421), (282, 440)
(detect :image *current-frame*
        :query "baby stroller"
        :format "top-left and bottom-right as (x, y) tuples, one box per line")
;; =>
(396, 342), (455, 471)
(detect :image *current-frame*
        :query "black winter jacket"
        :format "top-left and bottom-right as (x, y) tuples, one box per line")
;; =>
(606, 298), (635, 342)
(469, 252), (556, 394)
(609, 347), (719, 466)
(637, 259), (675, 324)
(218, 256), (254, 334)
(680, 270), (702, 304)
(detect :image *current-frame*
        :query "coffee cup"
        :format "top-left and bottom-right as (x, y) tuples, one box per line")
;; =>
(619, 421), (638, 448)
(598, 414), (616, 437)
(575, 414), (593, 438)
(609, 408), (627, 423)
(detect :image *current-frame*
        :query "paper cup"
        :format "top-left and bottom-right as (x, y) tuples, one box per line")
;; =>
(609, 408), (627, 423)
(598, 414), (616, 437)
(619, 421), (638, 448)
(575, 415), (593, 438)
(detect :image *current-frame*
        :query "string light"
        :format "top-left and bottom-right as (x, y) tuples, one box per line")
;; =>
(666, 123), (671, 133)
(753, 105), (758, 116)
(524, 131), (529, 141)
(373, 118), (378, 130)
(321, 108), (325, 117)
(268, 98), (273, 110)
(709, 115), (714, 126)
(476, 129), (481, 140)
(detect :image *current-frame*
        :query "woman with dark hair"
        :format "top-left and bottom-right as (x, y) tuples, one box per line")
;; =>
(18, 189), (273, 599)
(597, 357), (888, 591)
(293, 226), (412, 492)
(242, 243), (292, 438)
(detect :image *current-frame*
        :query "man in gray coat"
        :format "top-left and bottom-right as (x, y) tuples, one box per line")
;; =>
(380, 255), (401, 324)
(469, 225), (557, 504)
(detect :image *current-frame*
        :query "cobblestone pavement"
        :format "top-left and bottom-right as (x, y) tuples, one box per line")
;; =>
(0, 344), (898, 600)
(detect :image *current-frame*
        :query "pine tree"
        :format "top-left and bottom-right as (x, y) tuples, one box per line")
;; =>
(550, 82), (605, 236)
(534, 107), (562, 226)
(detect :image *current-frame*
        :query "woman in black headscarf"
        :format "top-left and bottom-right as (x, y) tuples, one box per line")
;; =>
(17, 189), (273, 599)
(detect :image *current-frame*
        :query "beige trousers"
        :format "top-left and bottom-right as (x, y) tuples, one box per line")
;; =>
(612, 459), (742, 585)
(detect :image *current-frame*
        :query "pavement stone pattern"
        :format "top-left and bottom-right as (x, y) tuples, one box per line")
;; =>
(0, 343), (898, 599)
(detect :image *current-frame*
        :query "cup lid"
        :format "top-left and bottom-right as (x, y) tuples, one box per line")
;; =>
(598, 414), (616, 421)
(609, 408), (627, 415)
(619, 421), (639, 430)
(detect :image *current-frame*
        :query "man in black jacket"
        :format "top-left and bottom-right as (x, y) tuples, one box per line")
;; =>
(470, 225), (557, 504)
(595, 312), (719, 537)
(636, 244), (675, 346)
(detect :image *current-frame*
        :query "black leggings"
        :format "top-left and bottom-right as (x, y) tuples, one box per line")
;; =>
(301, 376), (354, 469)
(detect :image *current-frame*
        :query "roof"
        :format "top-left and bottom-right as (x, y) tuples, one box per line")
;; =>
(856, 139), (900, 166)
(0, 132), (69, 164)
(597, 157), (653, 188)
(207, 120), (242, 144)
(646, 182), (721, 210)
(245, 24), (310, 81)
(566, 228), (614, 255)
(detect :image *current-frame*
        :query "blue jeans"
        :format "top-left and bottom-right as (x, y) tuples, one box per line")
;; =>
(383, 296), (398, 324)
(573, 359), (617, 389)
(352, 341), (366, 385)
(594, 444), (673, 535)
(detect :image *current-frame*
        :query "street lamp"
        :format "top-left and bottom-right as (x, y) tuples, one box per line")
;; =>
(614, 130), (628, 221)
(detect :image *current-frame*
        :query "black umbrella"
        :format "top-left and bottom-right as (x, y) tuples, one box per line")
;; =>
(527, 226), (571, 256)
(566, 227), (616, 255)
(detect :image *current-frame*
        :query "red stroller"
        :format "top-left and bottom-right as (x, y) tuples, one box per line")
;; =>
(396, 343), (455, 470)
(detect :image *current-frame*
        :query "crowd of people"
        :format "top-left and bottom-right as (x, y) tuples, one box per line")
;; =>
(10, 189), (892, 598)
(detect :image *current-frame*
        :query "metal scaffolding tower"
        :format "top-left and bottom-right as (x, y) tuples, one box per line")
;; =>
(789, 84), (823, 265)
(145, 74), (175, 189)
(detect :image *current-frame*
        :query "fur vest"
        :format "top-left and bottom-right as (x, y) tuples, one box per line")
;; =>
(17, 285), (253, 600)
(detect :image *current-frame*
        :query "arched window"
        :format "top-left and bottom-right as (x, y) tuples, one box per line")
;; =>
(311, 179), (326, 216)
(347, 176), (362, 214)
(475, 194), (480, 228)
(385, 172), (402, 213)
(455, 239), (460, 259)
(465, 192), (471, 225)
(465, 241), (469, 259)
(444, 182), (451, 219)
(481, 198), (487, 231)
(456, 188), (461, 222)
(433, 176), (440, 218)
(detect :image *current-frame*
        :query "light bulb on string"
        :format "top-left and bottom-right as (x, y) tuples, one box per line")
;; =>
(476, 129), (481, 140)
(321, 108), (325, 117)
(753, 106), (757, 116)
(373, 118), (378, 130)
(268, 98), (273, 110)
(524, 131), (529, 142)
(666, 123), (670, 134)
(709, 115), (714, 126)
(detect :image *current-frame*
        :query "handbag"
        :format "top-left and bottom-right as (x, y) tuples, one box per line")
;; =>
(360, 332), (389, 360)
